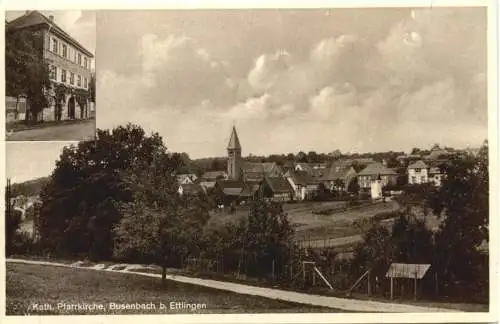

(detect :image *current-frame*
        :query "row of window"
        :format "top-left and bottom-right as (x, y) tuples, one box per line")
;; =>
(410, 174), (441, 183)
(49, 65), (89, 89)
(50, 37), (90, 70)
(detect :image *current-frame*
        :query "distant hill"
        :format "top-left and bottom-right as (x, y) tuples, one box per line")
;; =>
(10, 176), (50, 197)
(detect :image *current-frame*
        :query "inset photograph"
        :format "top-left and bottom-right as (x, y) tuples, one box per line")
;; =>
(5, 10), (96, 141)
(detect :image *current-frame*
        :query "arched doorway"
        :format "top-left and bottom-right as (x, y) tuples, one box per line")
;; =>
(54, 97), (63, 121)
(68, 96), (76, 120)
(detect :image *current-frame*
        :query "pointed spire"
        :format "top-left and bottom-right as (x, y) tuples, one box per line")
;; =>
(227, 125), (241, 150)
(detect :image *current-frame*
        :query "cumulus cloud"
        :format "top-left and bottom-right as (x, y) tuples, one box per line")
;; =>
(97, 8), (487, 157)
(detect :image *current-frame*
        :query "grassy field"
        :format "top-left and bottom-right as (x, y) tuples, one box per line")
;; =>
(208, 200), (400, 246)
(6, 263), (339, 315)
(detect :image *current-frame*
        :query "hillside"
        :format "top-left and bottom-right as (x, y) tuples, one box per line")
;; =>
(10, 177), (50, 197)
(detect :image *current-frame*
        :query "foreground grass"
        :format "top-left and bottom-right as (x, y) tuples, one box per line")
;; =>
(6, 263), (339, 315)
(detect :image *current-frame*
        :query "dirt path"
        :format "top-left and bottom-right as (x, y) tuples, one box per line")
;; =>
(6, 258), (457, 313)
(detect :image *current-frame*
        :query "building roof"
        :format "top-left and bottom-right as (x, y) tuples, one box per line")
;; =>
(227, 126), (241, 150)
(286, 170), (313, 186)
(357, 162), (397, 176)
(201, 170), (227, 181)
(385, 263), (431, 279)
(263, 177), (294, 194)
(180, 183), (205, 195)
(7, 11), (94, 58)
(243, 162), (280, 174)
(407, 160), (428, 169)
(216, 180), (246, 196)
(323, 161), (354, 181)
(425, 149), (452, 160)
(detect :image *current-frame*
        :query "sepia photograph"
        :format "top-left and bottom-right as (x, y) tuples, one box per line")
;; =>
(3, 3), (496, 321)
(5, 10), (96, 141)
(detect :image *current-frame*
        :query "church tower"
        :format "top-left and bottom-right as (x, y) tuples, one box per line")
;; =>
(227, 126), (242, 181)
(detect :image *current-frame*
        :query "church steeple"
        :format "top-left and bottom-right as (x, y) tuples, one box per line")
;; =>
(227, 125), (242, 180)
(227, 125), (241, 150)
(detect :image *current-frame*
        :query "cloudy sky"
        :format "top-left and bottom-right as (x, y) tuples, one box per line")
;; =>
(6, 10), (96, 57)
(6, 7), (489, 183)
(97, 8), (488, 159)
(6, 142), (70, 184)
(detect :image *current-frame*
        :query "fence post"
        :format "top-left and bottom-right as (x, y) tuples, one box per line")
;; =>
(367, 270), (371, 296)
(272, 259), (275, 282)
(390, 277), (394, 300)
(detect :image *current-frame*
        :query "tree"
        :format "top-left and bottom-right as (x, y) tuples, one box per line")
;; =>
(430, 141), (489, 291)
(410, 148), (421, 155)
(391, 214), (434, 264)
(5, 28), (51, 123)
(37, 124), (183, 259)
(237, 202), (296, 279)
(113, 152), (210, 284)
(352, 224), (393, 285)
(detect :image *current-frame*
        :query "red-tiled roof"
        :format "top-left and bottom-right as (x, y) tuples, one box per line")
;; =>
(7, 11), (94, 57)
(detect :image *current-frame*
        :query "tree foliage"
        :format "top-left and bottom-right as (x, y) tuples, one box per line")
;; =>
(430, 141), (489, 289)
(5, 28), (51, 122)
(37, 124), (184, 259)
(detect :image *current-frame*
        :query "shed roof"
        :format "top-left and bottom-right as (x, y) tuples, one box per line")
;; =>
(386, 263), (431, 279)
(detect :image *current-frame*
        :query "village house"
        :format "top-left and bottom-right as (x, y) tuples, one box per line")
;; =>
(256, 176), (295, 202)
(284, 170), (317, 200)
(321, 160), (357, 192)
(407, 160), (447, 187)
(407, 160), (430, 184)
(429, 165), (445, 187)
(213, 180), (256, 205)
(6, 11), (94, 122)
(357, 162), (398, 190)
